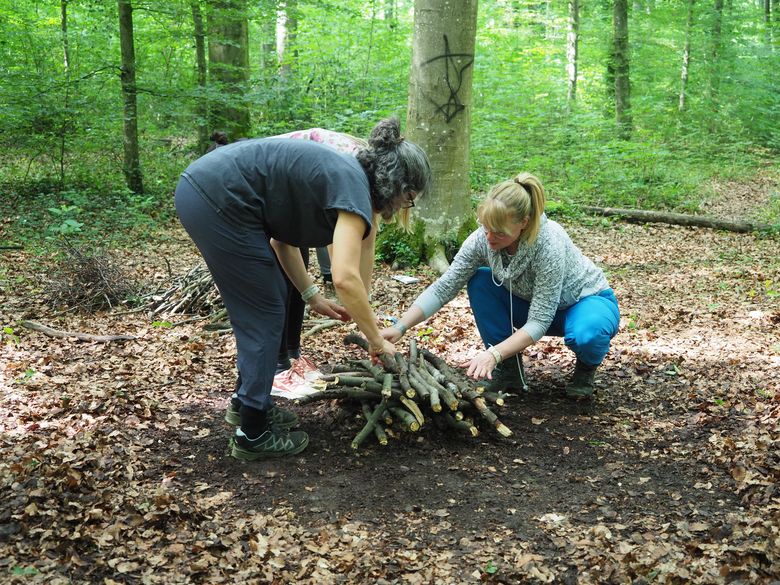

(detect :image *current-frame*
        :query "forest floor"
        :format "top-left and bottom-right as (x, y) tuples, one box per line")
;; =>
(1, 175), (779, 584)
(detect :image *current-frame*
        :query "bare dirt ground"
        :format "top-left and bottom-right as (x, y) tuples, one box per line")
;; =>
(1, 180), (779, 584)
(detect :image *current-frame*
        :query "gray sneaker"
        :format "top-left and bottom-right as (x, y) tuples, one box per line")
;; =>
(229, 428), (309, 460)
(224, 402), (299, 429)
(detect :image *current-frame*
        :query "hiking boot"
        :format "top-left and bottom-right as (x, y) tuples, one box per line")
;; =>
(565, 360), (598, 399)
(483, 359), (528, 393)
(229, 428), (309, 460)
(224, 401), (299, 429)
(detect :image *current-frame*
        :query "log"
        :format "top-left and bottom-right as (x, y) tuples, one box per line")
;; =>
(296, 388), (378, 405)
(482, 391), (507, 407)
(361, 402), (388, 446)
(582, 206), (775, 233)
(20, 320), (136, 342)
(416, 356), (458, 411)
(381, 373), (393, 398)
(399, 396), (425, 427)
(302, 318), (343, 338)
(394, 353), (416, 398)
(343, 333), (399, 374)
(352, 398), (389, 449)
(388, 405), (420, 432)
(443, 413), (479, 437)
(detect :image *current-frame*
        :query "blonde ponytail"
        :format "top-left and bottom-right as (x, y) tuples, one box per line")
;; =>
(477, 172), (546, 244)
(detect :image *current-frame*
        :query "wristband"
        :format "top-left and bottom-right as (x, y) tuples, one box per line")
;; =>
(488, 347), (502, 365)
(301, 284), (320, 303)
(392, 321), (408, 335)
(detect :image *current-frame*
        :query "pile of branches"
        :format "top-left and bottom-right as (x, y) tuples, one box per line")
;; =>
(145, 263), (224, 319)
(298, 334), (512, 449)
(45, 241), (139, 313)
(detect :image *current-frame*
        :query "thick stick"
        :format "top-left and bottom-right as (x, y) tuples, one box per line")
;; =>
(296, 388), (378, 405)
(416, 356), (458, 411)
(302, 318), (343, 338)
(407, 365), (436, 409)
(361, 402), (388, 446)
(443, 413), (479, 437)
(394, 353), (416, 398)
(344, 333), (399, 374)
(352, 398), (389, 449)
(21, 320), (136, 342)
(399, 396), (425, 427)
(388, 405), (420, 432)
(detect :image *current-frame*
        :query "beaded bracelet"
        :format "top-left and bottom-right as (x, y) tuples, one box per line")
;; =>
(488, 347), (502, 365)
(301, 284), (320, 303)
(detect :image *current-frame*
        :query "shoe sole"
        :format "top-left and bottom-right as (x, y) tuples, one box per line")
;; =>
(224, 408), (299, 429)
(566, 389), (595, 399)
(229, 435), (309, 460)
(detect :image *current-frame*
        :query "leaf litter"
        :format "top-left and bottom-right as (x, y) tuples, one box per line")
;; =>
(1, 216), (778, 583)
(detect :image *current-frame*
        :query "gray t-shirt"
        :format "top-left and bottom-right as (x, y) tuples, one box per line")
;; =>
(414, 216), (610, 342)
(181, 138), (373, 247)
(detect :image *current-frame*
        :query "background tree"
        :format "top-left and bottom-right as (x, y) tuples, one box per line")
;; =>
(58, 0), (72, 187)
(406, 0), (479, 273)
(207, 0), (250, 139)
(612, 0), (632, 138)
(191, 0), (210, 154)
(566, 0), (580, 106)
(706, 0), (725, 104)
(679, 0), (695, 111)
(117, 0), (143, 193)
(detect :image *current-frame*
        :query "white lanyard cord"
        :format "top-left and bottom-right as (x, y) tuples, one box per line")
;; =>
(491, 254), (529, 391)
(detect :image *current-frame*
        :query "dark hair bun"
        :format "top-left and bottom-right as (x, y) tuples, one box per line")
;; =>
(368, 117), (402, 151)
(209, 131), (230, 146)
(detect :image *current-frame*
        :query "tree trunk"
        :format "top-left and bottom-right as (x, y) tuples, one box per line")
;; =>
(707, 0), (724, 104)
(384, 0), (397, 26)
(613, 0), (632, 138)
(61, 0), (71, 72)
(259, 1), (277, 70)
(679, 0), (695, 111)
(208, 0), (250, 140)
(276, 0), (298, 76)
(191, 0), (209, 154)
(59, 0), (71, 187)
(117, 0), (144, 194)
(566, 0), (580, 105)
(406, 0), (478, 273)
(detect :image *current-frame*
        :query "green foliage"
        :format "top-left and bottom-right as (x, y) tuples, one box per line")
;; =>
(0, 0), (777, 258)
(376, 222), (426, 268)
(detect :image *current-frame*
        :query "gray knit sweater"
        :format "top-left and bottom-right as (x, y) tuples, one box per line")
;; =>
(414, 216), (610, 342)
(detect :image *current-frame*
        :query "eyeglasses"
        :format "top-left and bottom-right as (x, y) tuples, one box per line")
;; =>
(401, 191), (416, 209)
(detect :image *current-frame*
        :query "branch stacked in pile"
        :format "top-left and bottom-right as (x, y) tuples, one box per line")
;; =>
(45, 241), (139, 312)
(145, 263), (225, 318)
(296, 334), (512, 450)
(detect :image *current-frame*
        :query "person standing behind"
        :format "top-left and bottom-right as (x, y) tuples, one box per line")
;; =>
(176, 118), (431, 459)
(272, 128), (367, 370)
(380, 173), (619, 399)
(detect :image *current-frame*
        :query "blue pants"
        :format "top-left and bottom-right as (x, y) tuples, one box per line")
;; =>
(466, 267), (620, 366)
(175, 178), (285, 412)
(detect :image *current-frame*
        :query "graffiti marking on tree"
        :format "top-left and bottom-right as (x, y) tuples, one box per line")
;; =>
(422, 34), (474, 123)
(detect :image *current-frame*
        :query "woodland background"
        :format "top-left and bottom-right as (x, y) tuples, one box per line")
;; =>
(0, 0), (778, 255)
(1, 1), (779, 584)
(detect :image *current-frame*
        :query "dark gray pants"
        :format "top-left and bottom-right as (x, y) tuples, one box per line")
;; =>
(174, 178), (285, 412)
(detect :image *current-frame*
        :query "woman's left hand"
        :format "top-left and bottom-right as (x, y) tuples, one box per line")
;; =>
(466, 350), (500, 380)
(308, 295), (351, 321)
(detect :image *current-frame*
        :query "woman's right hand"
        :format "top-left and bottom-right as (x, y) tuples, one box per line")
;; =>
(379, 326), (403, 343)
